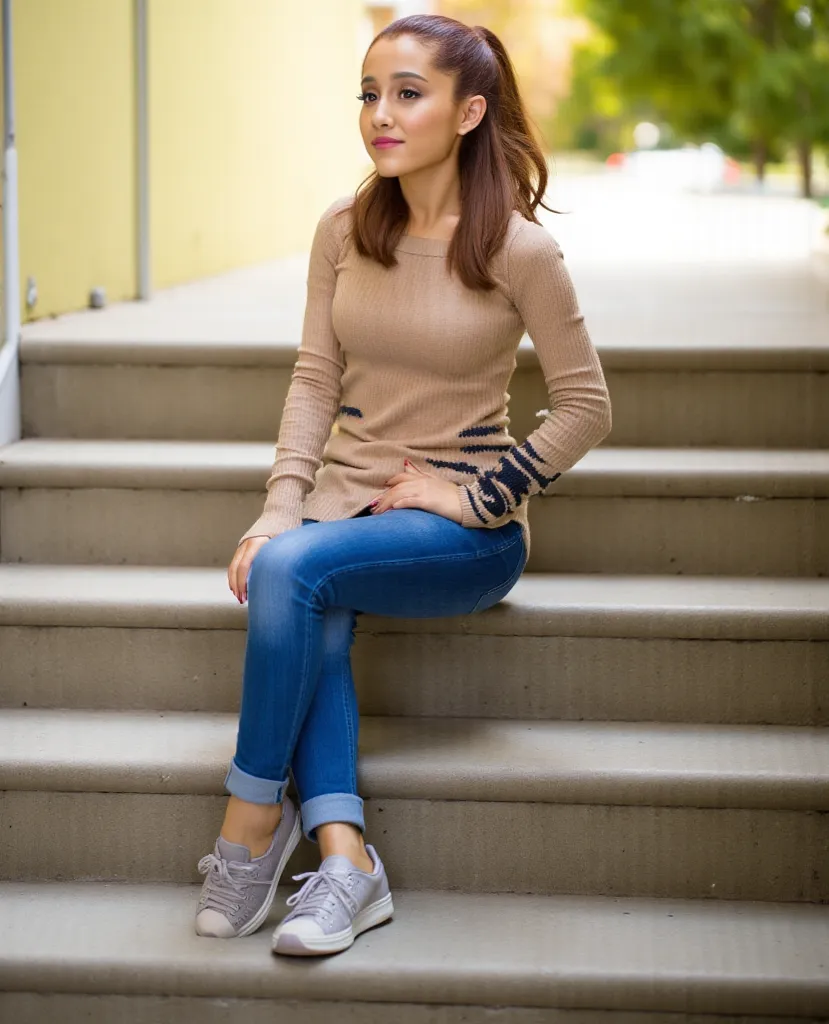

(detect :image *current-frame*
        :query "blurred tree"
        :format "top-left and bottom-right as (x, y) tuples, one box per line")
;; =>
(570, 0), (829, 197)
(739, 0), (829, 195)
(550, 25), (624, 154)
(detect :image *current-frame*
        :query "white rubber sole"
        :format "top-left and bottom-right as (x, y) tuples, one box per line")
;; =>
(271, 891), (395, 956)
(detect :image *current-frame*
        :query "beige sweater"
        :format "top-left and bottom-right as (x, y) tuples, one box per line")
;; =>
(240, 195), (612, 562)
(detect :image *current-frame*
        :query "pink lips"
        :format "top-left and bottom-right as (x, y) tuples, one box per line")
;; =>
(373, 139), (403, 149)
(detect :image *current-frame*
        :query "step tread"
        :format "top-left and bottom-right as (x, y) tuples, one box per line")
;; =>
(20, 323), (829, 370)
(1, 881), (827, 1016)
(0, 564), (826, 638)
(2, 708), (827, 809)
(2, 439), (828, 495)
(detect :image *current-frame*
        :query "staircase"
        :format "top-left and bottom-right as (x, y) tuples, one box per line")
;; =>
(1, 247), (828, 1021)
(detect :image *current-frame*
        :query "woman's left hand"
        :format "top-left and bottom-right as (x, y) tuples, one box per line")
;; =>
(370, 459), (463, 523)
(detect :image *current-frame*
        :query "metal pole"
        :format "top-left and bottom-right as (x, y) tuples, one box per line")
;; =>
(0, 0), (21, 445)
(135, 0), (150, 299)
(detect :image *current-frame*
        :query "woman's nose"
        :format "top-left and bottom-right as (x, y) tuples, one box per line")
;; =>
(371, 101), (393, 128)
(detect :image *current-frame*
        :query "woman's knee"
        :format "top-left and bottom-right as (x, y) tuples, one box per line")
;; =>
(320, 606), (358, 664)
(246, 526), (323, 601)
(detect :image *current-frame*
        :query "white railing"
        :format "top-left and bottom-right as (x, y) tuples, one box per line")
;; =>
(0, 0), (20, 446)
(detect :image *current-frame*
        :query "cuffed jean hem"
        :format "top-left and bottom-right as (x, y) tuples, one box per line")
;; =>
(301, 792), (365, 844)
(224, 758), (289, 805)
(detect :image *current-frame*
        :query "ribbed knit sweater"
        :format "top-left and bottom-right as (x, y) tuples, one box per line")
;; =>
(240, 194), (612, 563)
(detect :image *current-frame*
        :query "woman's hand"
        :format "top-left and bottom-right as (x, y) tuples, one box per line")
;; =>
(228, 535), (271, 604)
(369, 459), (463, 523)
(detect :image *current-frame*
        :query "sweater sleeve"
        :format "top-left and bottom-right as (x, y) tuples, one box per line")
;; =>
(238, 198), (350, 544)
(456, 220), (612, 530)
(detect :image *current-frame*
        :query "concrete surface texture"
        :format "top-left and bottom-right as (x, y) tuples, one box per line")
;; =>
(1, 173), (828, 1021)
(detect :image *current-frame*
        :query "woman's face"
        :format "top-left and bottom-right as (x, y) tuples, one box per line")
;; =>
(358, 34), (483, 178)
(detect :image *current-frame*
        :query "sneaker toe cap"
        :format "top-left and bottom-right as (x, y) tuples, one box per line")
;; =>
(195, 909), (237, 938)
(272, 916), (336, 953)
(275, 916), (327, 941)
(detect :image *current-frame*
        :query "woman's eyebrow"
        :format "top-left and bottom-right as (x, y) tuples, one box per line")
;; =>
(360, 71), (428, 85)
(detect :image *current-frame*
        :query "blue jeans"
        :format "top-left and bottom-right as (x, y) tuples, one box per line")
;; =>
(224, 505), (527, 843)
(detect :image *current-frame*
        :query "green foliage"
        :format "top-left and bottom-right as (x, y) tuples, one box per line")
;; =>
(552, 28), (628, 153)
(567, 0), (829, 190)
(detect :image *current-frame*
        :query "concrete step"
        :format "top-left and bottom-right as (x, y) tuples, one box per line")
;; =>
(2, 884), (829, 1024)
(19, 336), (829, 448)
(2, 565), (826, 725)
(2, 882), (829, 1023)
(1, 441), (826, 574)
(2, 708), (828, 900)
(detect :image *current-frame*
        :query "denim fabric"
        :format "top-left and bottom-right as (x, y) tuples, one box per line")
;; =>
(224, 505), (527, 843)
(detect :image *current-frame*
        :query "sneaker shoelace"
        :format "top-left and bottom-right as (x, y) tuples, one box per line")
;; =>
(197, 852), (271, 915)
(283, 866), (359, 925)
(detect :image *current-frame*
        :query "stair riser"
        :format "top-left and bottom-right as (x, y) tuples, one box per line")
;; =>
(3, 791), (826, 901)
(22, 363), (828, 448)
(2, 992), (818, 1024)
(2, 625), (826, 726)
(3, 489), (825, 576)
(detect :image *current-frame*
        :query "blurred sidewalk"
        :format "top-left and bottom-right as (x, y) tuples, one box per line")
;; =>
(21, 171), (829, 353)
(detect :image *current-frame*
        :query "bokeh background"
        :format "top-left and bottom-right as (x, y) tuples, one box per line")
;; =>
(1, 0), (827, 321)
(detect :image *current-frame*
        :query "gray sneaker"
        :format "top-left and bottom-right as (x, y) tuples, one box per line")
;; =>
(195, 794), (302, 938)
(272, 843), (394, 956)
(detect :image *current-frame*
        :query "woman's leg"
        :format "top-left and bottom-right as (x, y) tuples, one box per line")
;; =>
(221, 508), (527, 859)
(219, 517), (325, 857)
(290, 604), (371, 870)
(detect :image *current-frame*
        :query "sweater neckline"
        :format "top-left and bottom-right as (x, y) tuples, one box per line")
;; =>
(394, 210), (523, 256)
(395, 233), (451, 256)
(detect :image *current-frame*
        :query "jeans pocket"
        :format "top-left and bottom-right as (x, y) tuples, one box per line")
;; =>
(469, 529), (528, 614)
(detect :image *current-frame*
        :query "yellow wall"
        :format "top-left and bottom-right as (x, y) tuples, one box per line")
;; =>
(150, 0), (367, 288)
(2, 0), (370, 320)
(10, 0), (137, 321)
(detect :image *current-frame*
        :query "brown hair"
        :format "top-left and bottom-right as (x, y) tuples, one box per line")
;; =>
(347, 14), (556, 291)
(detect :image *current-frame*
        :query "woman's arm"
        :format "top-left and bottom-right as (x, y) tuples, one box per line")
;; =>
(456, 220), (612, 529)
(238, 198), (350, 544)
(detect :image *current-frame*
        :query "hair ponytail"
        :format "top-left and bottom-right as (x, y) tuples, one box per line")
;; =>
(471, 25), (553, 223)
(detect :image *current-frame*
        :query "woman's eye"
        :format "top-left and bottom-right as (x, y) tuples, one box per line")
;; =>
(356, 88), (420, 103)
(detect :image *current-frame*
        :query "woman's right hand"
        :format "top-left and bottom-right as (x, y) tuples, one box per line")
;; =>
(228, 536), (271, 604)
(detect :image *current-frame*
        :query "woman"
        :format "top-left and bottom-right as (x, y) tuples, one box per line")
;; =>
(195, 13), (611, 957)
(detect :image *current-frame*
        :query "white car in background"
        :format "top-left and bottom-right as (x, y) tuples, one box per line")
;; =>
(606, 143), (741, 191)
